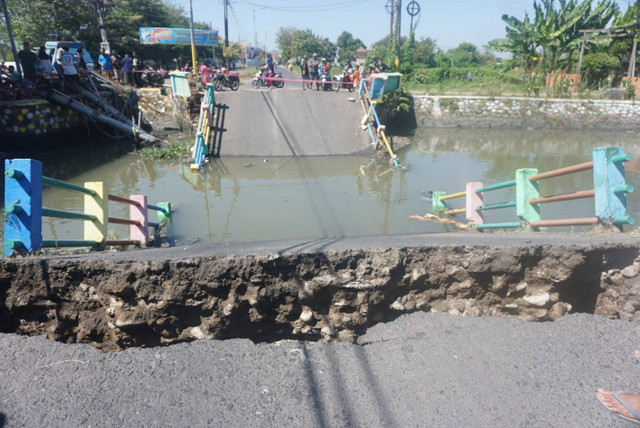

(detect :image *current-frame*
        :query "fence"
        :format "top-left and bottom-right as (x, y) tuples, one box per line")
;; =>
(357, 80), (400, 168)
(4, 159), (171, 256)
(190, 83), (216, 171)
(429, 146), (634, 230)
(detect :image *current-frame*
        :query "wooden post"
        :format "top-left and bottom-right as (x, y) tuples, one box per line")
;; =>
(628, 33), (638, 78)
(577, 34), (586, 75)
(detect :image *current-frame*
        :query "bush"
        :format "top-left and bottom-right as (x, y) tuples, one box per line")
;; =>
(376, 88), (417, 134)
(406, 65), (503, 85)
(580, 52), (620, 87)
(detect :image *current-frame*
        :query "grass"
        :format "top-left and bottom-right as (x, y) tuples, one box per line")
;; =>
(139, 141), (192, 161)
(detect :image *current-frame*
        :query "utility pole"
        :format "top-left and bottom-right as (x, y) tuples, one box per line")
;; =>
(188, 0), (197, 81)
(395, 0), (402, 69)
(94, 0), (110, 54)
(224, 0), (229, 68)
(224, 0), (229, 48)
(0, 0), (21, 75)
(386, 0), (395, 63)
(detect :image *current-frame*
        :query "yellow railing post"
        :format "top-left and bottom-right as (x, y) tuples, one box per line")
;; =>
(84, 181), (108, 243)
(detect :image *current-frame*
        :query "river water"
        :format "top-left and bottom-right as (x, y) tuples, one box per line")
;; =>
(19, 129), (640, 245)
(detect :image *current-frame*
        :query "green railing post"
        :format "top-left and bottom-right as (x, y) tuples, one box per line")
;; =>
(516, 168), (540, 229)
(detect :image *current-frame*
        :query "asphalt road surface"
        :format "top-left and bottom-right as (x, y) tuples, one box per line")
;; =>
(1, 312), (639, 427)
(214, 66), (371, 156)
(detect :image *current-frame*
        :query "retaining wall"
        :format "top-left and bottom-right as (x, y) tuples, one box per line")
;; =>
(414, 95), (640, 130)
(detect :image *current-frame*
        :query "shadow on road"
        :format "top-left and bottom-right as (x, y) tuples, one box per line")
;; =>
(0, 412), (6, 427)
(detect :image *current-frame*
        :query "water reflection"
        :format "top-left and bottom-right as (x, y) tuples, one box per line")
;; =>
(18, 129), (640, 244)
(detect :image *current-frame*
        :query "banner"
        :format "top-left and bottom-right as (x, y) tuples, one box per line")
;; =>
(139, 28), (219, 46)
(245, 46), (260, 67)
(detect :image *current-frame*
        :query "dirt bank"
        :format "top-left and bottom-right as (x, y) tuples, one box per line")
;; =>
(1, 242), (638, 351)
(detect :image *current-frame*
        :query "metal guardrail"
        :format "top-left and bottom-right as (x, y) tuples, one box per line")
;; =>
(4, 159), (172, 256)
(429, 146), (634, 231)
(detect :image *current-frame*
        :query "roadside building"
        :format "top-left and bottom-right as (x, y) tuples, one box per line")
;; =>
(355, 46), (367, 66)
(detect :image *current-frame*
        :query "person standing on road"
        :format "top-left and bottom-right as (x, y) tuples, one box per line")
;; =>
(37, 46), (53, 74)
(122, 53), (133, 85)
(98, 48), (112, 79)
(132, 52), (143, 87)
(59, 44), (79, 92)
(17, 42), (38, 81)
(300, 55), (310, 90)
(309, 53), (320, 90)
(75, 48), (87, 74)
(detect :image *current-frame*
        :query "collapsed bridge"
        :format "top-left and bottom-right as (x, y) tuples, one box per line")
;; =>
(1, 234), (638, 351)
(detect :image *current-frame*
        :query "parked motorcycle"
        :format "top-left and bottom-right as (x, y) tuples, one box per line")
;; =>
(213, 68), (240, 91)
(334, 68), (354, 92)
(252, 68), (284, 89)
(139, 65), (166, 88)
(319, 69), (333, 91)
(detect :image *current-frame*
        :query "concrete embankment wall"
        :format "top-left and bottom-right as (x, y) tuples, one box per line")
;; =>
(1, 242), (638, 351)
(414, 95), (640, 130)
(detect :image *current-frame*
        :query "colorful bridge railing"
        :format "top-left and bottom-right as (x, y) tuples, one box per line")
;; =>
(190, 83), (216, 171)
(357, 80), (400, 168)
(3, 159), (172, 256)
(429, 146), (634, 230)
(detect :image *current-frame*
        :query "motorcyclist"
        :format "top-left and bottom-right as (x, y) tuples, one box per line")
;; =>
(266, 54), (275, 87)
(320, 58), (332, 90)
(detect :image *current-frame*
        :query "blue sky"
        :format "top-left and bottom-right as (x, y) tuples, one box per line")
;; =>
(176, 0), (634, 52)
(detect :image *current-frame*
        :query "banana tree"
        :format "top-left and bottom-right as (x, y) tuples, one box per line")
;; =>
(487, 11), (539, 69)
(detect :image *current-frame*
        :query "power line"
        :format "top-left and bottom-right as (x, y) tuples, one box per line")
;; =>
(233, 0), (373, 12)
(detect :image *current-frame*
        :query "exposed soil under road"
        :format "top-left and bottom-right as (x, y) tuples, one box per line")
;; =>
(1, 236), (638, 352)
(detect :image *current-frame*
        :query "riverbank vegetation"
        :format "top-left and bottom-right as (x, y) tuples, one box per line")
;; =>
(274, 0), (640, 99)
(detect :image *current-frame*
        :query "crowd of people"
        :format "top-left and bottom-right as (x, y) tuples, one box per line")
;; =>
(1, 40), (149, 102)
(297, 54), (387, 91)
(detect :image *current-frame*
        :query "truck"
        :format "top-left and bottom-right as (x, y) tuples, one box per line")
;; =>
(44, 41), (95, 69)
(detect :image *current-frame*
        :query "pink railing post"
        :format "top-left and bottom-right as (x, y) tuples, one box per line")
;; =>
(129, 195), (149, 244)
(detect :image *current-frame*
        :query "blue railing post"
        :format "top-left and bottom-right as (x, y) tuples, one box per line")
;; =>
(4, 159), (43, 255)
(593, 146), (634, 224)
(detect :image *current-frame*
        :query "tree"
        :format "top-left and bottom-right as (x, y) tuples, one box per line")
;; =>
(487, 11), (539, 69)
(412, 37), (437, 67)
(488, 0), (618, 72)
(336, 31), (365, 62)
(368, 34), (407, 66)
(448, 42), (481, 67)
(275, 27), (335, 61)
(0, 0), (211, 66)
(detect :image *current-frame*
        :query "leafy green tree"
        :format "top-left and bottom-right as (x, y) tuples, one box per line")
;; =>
(412, 37), (437, 67)
(487, 11), (539, 69)
(336, 31), (365, 62)
(489, 0), (617, 72)
(1, 0), (210, 66)
(368, 34), (407, 66)
(275, 27), (335, 61)
(448, 42), (482, 67)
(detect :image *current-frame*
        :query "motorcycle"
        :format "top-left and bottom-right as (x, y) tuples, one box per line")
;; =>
(319, 69), (333, 91)
(213, 68), (240, 91)
(139, 65), (166, 88)
(252, 68), (284, 89)
(334, 68), (354, 92)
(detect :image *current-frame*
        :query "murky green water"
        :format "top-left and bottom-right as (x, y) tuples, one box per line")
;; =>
(28, 129), (640, 244)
